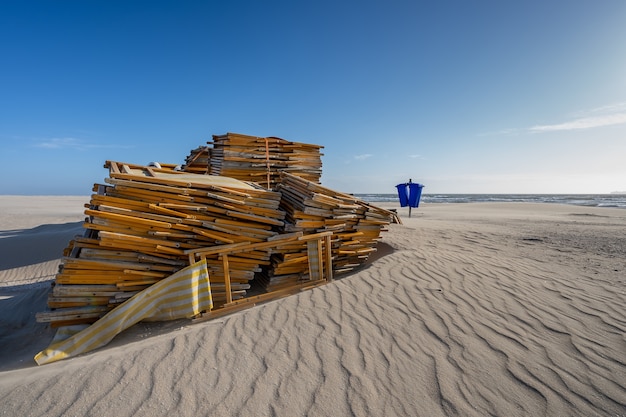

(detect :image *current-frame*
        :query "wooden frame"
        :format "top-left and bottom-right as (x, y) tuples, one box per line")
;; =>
(186, 231), (333, 321)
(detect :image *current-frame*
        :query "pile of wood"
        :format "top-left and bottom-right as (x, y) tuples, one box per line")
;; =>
(182, 146), (210, 174)
(37, 161), (286, 326)
(257, 172), (394, 291)
(183, 132), (323, 189)
(36, 132), (397, 329)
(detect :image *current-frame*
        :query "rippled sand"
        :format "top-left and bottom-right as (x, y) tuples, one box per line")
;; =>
(1, 197), (624, 416)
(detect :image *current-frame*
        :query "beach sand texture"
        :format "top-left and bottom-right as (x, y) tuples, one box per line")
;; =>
(1, 196), (625, 416)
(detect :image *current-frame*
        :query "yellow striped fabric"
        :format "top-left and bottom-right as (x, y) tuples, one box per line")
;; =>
(35, 260), (212, 365)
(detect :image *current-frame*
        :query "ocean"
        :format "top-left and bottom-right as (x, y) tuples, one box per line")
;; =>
(354, 194), (626, 209)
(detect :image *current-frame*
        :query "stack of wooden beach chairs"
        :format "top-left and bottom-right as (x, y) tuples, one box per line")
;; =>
(273, 172), (390, 281)
(37, 161), (286, 326)
(185, 132), (323, 189)
(37, 133), (395, 327)
(181, 146), (210, 174)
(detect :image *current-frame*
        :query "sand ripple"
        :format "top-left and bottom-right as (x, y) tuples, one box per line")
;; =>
(1, 205), (625, 417)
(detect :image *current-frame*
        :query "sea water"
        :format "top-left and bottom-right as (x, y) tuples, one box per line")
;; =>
(354, 194), (626, 209)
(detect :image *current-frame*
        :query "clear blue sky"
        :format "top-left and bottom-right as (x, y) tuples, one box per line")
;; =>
(1, 1), (625, 195)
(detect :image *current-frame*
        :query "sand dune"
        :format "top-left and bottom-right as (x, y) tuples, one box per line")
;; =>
(0, 197), (624, 416)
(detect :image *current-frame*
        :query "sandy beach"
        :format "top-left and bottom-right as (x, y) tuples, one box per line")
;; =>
(0, 196), (624, 416)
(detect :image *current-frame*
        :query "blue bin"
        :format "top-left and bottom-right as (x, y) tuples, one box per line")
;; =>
(408, 183), (424, 207)
(396, 182), (424, 208)
(396, 184), (410, 207)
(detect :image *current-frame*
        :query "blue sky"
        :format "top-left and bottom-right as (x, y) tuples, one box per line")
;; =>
(1, 1), (625, 195)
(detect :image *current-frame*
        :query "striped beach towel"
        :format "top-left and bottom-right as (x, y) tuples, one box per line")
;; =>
(35, 259), (212, 365)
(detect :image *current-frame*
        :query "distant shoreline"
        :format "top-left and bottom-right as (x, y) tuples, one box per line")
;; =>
(2, 193), (626, 209)
(354, 193), (626, 209)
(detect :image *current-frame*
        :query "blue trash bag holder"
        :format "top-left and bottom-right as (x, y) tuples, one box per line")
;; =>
(395, 183), (410, 207)
(396, 183), (424, 208)
(408, 183), (424, 207)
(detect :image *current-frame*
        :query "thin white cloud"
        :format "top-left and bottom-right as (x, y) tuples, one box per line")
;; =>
(408, 154), (424, 159)
(33, 137), (133, 150)
(529, 112), (626, 132)
(35, 137), (83, 149)
(483, 102), (626, 136)
(575, 101), (626, 117)
(354, 154), (372, 160)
